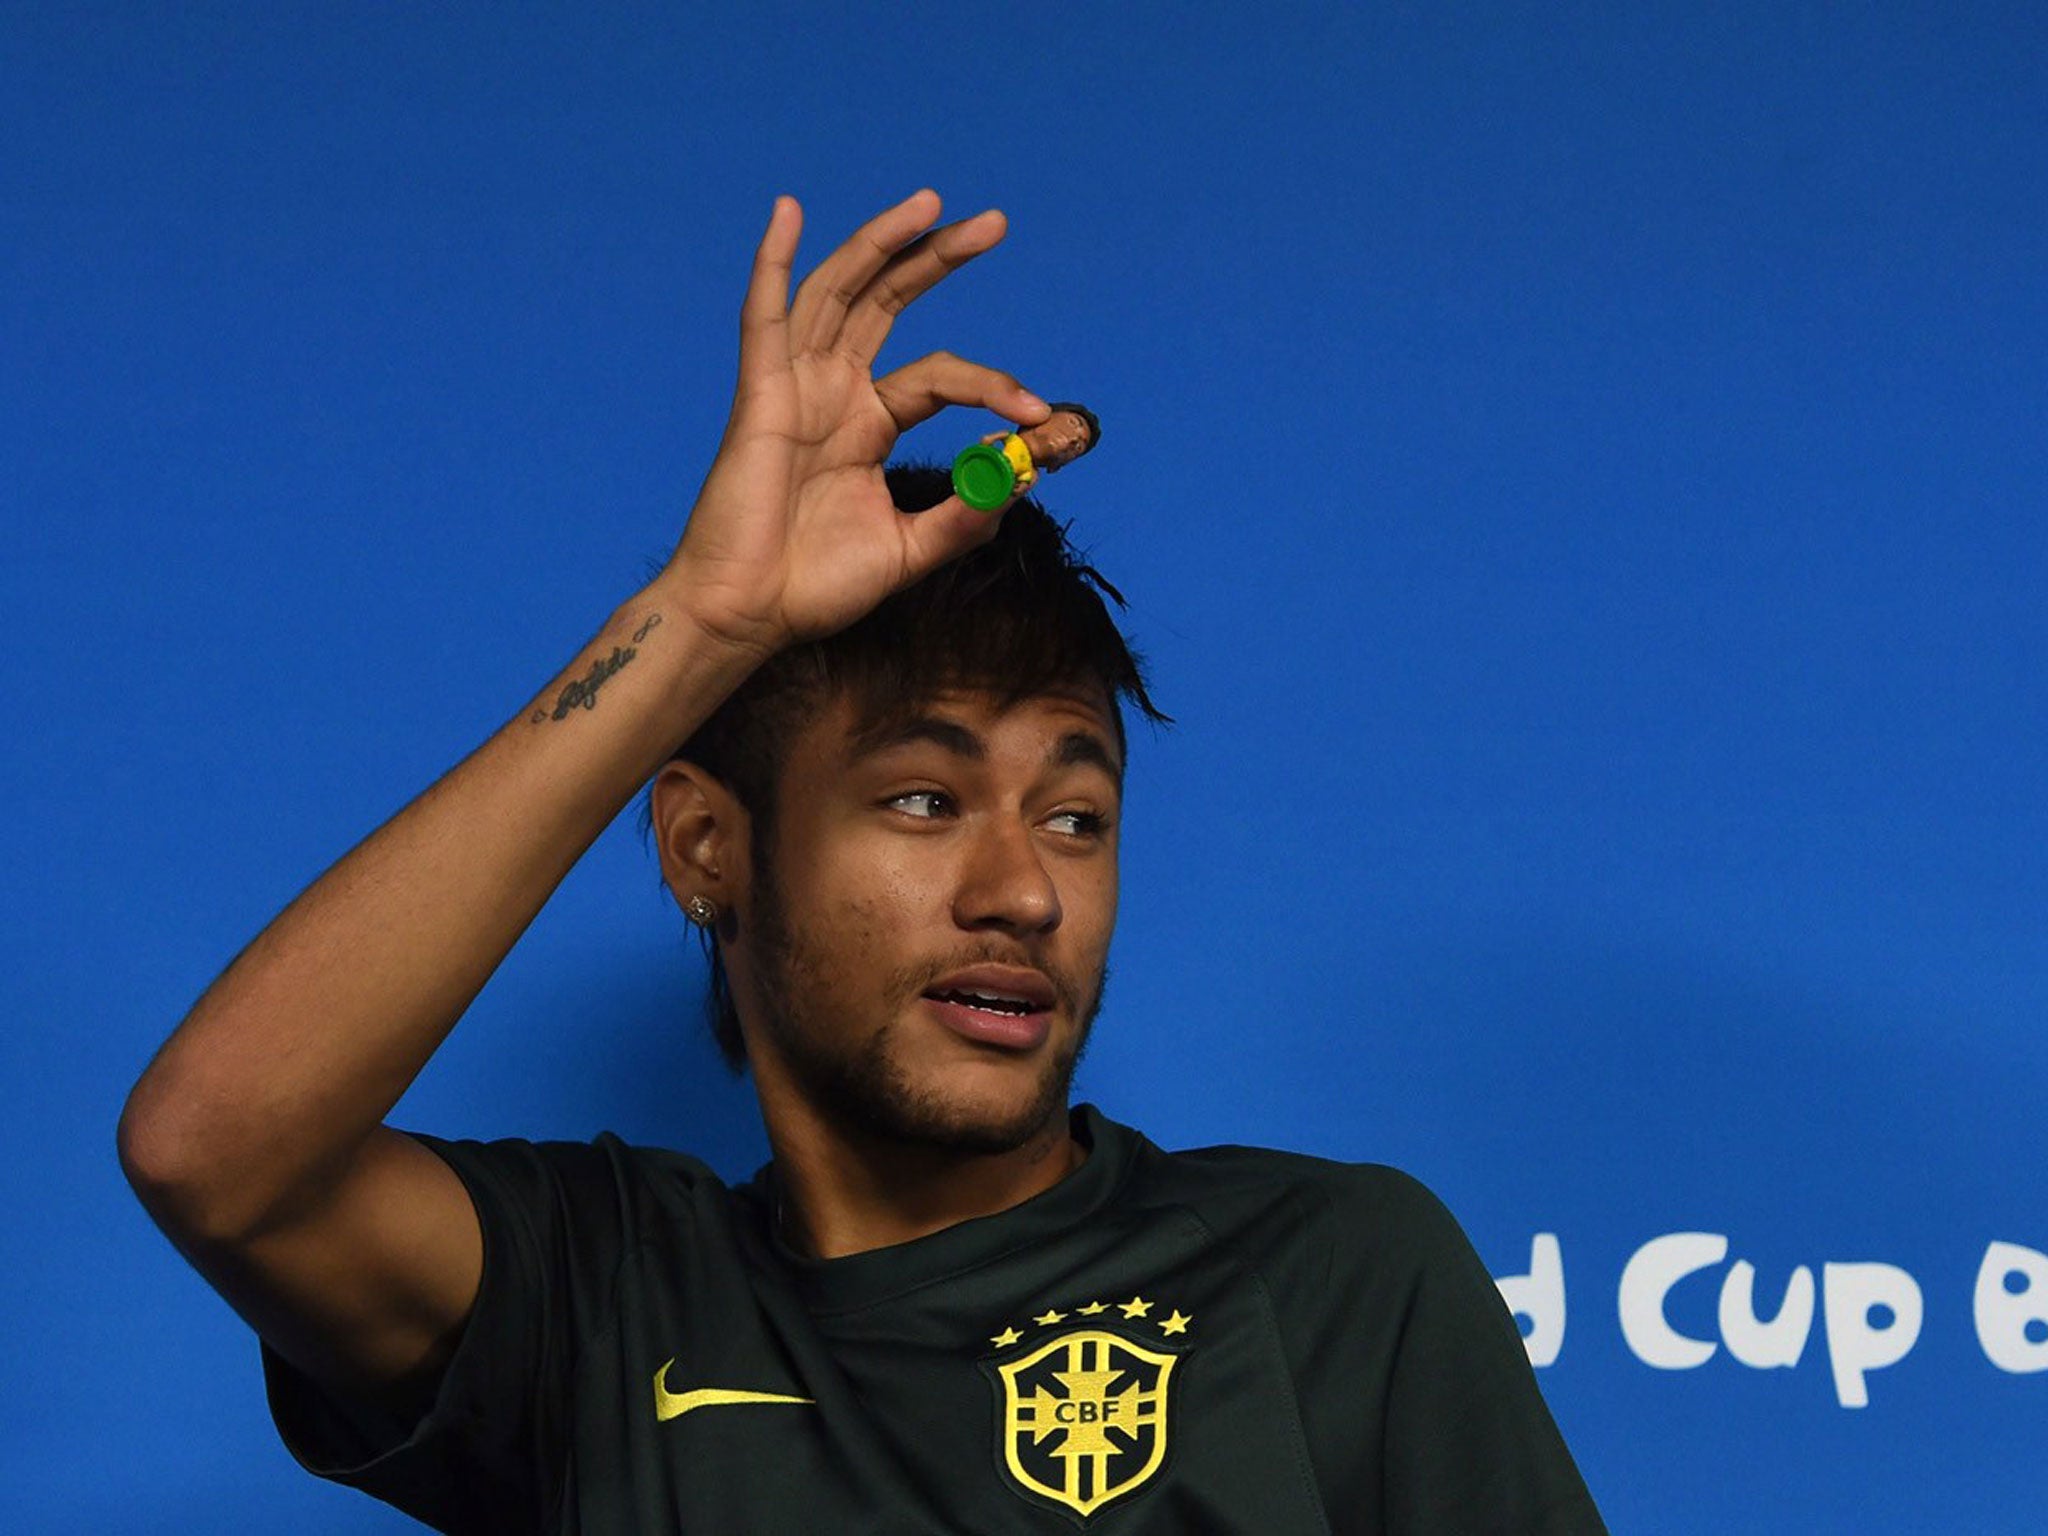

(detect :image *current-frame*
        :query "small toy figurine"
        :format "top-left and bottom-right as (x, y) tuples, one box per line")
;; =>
(951, 402), (1101, 511)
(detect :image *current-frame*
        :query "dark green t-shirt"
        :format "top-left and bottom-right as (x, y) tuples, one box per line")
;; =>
(265, 1106), (1604, 1533)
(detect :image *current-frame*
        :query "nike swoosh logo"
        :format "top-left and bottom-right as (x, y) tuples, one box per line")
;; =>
(653, 1357), (815, 1422)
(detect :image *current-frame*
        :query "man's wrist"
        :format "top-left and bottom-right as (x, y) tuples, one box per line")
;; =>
(635, 566), (789, 673)
(605, 579), (775, 737)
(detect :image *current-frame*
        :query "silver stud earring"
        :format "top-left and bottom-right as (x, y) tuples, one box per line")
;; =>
(684, 895), (718, 927)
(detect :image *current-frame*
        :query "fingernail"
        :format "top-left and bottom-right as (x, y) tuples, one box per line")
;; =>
(1018, 391), (1049, 416)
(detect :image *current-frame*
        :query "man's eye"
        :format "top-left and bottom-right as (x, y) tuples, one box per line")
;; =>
(1046, 810), (1105, 838)
(888, 791), (950, 819)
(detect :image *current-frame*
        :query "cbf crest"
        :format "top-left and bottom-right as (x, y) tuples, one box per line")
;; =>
(981, 1295), (1193, 1519)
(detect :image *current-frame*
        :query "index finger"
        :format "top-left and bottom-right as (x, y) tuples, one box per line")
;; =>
(872, 352), (1050, 433)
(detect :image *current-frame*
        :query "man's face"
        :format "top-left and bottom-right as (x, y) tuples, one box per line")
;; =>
(731, 685), (1122, 1156)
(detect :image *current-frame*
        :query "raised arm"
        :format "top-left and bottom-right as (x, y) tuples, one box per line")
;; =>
(116, 190), (1050, 1417)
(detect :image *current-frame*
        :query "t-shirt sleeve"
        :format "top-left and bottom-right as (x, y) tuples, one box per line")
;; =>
(262, 1132), (634, 1535)
(1368, 1171), (1607, 1536)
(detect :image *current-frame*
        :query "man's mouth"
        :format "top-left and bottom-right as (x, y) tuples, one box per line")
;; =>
(920, 965), (1058, 1049)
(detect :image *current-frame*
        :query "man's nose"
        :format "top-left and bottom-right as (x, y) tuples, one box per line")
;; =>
(952, 815), (1062, 934)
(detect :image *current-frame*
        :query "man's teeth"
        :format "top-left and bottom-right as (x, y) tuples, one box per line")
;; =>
(940, 990), (1035, 1015)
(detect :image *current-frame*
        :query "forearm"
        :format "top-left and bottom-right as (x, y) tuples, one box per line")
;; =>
(119, 579), (757, 1240)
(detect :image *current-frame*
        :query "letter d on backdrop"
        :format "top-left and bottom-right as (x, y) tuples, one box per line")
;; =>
(1495, 1233), (1566, 1367)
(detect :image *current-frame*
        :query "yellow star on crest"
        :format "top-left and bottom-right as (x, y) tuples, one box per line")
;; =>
(990, 1326), (1022, 1348)
(1077, 1300), (1109, 1315)
(1033, 1309), (1067, 1326)
(1159, 1309), (1192, 1336)
(1119, 1295), (1153, 1318)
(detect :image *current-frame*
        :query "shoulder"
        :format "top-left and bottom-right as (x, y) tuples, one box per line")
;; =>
(1155, 1136), (1442, 1203)
(1111, 1124), (1487, 1298)
(1136, 1132), (1462, 1237)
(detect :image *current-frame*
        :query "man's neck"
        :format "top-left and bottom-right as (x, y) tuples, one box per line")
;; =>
(764, 1109), (1085, 1261)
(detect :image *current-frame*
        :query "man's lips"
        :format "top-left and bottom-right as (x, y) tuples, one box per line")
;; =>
(920, 964), (1057, 1051)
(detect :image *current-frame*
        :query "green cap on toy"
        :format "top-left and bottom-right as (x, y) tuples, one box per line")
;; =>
(951, 443), (1017, 512)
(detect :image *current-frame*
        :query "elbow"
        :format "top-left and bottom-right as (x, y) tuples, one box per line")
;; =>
(117, 1070), (264, 1248)
(118, 1056), (351, 1250)
(117, 1076), (207, 1233)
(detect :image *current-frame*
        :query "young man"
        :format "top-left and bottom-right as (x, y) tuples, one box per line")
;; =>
(119, 192), (1605, 1532)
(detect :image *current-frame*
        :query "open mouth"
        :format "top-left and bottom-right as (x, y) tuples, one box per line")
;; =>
(921, 968), (1058, 1049)
(925, 988), (1044, 1017)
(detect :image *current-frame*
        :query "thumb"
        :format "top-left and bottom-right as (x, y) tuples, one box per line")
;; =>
(895, 492), (1012, 581)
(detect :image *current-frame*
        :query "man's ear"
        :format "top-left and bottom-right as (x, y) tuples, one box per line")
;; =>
(649, 760), (751, 916)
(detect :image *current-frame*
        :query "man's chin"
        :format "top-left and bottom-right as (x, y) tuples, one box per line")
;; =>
(827, 1048), (1074, 1158)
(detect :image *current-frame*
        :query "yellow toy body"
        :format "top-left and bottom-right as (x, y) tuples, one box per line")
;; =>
(1000, 433), (1039, 488)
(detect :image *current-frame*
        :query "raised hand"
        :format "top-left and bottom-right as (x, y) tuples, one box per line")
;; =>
(662, 190), (1051, 660)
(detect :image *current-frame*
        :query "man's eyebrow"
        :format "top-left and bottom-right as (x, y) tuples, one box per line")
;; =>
(850, 715), (985, 763)
(849, 714), (1124, 784)
(1051, 729), (1123, 785)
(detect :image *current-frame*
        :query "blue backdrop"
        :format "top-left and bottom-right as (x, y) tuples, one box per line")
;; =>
(6, 4), (2044, 1530)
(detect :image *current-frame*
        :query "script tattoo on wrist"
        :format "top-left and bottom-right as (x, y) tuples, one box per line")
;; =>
(529, 615), (661, 723)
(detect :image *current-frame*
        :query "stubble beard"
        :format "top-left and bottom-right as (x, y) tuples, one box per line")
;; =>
(746, 859), (1105, 1156)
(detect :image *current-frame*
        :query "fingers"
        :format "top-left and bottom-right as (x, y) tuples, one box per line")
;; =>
(736, 196), (802, 392)
(873, 352), (1050, 434)
(787, 190), (942, 355)
(833, 209), (1008, 362)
